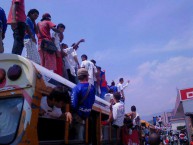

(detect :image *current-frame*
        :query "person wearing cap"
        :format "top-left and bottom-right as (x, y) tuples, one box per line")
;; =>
(71, 68), (95, 140)
(37, 13), (61, 71)
(71, 68), (95, 119)
(7, 0), (26, 55)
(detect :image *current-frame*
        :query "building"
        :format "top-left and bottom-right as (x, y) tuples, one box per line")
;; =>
(173, 88), (193, 141)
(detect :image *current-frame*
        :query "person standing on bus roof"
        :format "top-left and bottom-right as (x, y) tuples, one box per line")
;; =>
(71, 68), (95, 140)
(7, 0), (26, 55)
(0, 7), (7, 53)
(52, 23), (65, 76)
(24, 9), (40, 64)
(117, 78), (130, 102)
(71, 68), (95, 120)
(37, 13), (61, 71)
(81, 54), (97, 86)
(110, 81), (118, 93)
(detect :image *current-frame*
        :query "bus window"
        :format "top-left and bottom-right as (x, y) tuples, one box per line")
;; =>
(0, 97), (23, 145)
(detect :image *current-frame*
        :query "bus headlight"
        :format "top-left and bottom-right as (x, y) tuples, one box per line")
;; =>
(7, 65), (22, 81)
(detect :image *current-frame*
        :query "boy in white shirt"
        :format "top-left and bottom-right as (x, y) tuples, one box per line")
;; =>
(61, 39), (85, 83)
(81, 54), (97, 85)
(117, 78), (130, 102)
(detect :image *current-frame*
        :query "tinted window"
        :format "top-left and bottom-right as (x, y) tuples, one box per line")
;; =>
(0, 97), (23, 144)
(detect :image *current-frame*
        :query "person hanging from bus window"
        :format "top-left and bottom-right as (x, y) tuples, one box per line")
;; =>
(52, 23), (65, 76)
(37, 13), (61, 72)
(117, 78), (130, 102)
(0, 7), (7, 53)
(7, 0), (26, 55)
(71, 68), (95, 139)
(81, 54), (97, 86)
(125, 105), (141, 145)
(24, 9), (40, 64)
(39, 88), (72, 123)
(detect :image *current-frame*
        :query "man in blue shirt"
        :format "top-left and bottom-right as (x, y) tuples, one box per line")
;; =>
(0, 7), (7, 53)
(71, 68), (95, 120)
(71, 68), (95, 140)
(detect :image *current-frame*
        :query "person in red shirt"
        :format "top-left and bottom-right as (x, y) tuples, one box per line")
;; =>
(7, 0), (26, 55)
(37, 13), (61, 71)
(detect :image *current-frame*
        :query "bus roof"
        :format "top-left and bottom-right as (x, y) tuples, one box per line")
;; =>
(0, 54), (110, 113)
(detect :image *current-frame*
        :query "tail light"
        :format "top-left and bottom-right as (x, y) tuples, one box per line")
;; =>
(7, 65), (22, 81)
(0, 68), (6, 88)
(0, 68), (6, 83)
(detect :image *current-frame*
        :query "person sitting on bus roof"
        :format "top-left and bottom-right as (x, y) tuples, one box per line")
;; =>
(39, 88), (72, 123)
(71, 68), (95, 120)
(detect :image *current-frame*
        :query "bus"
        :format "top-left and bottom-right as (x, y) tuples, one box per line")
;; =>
(0, 54), (120, 145)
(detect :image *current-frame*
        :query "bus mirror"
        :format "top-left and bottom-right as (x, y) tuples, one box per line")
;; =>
(0, 68), (6, 83)
(7, 65), (22, 81)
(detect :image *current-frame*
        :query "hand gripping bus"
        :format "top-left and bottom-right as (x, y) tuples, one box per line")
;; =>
(0, 54), (121, 145)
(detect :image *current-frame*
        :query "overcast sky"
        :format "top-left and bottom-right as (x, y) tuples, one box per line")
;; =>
(1, 0), (193, 117)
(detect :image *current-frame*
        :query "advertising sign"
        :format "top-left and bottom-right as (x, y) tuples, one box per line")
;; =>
(180, 88), (193, 101)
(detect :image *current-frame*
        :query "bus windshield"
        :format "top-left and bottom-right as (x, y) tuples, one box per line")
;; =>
(0, 97), (23, 145)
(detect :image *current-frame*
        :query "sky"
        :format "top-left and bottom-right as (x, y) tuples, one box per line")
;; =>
(1, 0), (193, 118)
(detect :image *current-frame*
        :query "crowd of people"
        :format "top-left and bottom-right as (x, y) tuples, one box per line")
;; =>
(0, 0), (131, 142)
(0, 1), (131, 101)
